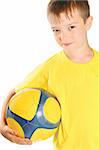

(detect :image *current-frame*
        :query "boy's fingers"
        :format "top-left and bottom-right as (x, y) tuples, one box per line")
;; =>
(1, 125), (32, 145)
(4, 133), (32, 145)
(11, 135), (32, 145)
(3, 126), (17, 135)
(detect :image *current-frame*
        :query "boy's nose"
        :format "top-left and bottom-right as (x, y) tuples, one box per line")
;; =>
(60, 30), (71, 42)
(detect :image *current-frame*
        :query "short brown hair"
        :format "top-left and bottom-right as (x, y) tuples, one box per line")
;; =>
(47, 0), (90, 22)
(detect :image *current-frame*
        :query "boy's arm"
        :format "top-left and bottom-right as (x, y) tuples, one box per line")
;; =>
(0, 89), (32, 145)
(0, 89), (16, 126)
(0, 60), (49, 144)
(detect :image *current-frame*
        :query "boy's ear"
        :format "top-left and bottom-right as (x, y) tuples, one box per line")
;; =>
(85, 16), (93, 30)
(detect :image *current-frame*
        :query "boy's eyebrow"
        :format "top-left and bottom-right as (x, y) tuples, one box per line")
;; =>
(67, 22), (78, 26)
(51, 22), (78, 29)
(51, 27), (57, 29)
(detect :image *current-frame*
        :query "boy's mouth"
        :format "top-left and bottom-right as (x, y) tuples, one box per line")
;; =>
(63, 42), (73, 47)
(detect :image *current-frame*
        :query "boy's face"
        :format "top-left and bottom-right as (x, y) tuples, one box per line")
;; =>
(48, 9), (93, 53)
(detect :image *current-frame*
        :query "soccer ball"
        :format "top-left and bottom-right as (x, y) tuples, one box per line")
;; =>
(6, 88), (61, 141)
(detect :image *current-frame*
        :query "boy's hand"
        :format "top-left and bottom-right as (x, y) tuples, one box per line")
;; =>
(0, 124), (32, 145)
(0, 89), (32, 145)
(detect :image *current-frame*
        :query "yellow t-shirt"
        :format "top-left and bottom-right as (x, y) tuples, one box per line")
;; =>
(15, 49), (99, 150)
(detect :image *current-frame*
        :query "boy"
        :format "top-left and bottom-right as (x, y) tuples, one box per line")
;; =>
(0, 0), (99, 149)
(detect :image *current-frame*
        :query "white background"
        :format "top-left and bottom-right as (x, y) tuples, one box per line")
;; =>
(0, 0), (99, 149)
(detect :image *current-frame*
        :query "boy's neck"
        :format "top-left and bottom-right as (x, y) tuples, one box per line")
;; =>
(64, 47), (94, 64)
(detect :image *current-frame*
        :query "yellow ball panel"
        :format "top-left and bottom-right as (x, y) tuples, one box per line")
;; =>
(43, 97), (61, 124)
(9, 88), (41, 120)
(30, 128), (57, 141)
(7, 118), (24, 138)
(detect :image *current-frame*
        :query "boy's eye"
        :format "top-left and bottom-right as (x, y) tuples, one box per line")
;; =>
(68, 25), (75, 30)
(52, 29), (60, 33)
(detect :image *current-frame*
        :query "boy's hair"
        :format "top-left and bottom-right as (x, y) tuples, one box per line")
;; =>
(47, 0), (90, 22)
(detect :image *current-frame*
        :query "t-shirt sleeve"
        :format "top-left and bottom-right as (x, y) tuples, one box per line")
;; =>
(15, 61), (49, 93)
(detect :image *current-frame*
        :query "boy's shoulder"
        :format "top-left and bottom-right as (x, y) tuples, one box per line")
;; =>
(94, 49), (99, 54)
(93, 49), (99, 59)
(45, 50), (63, 64)
(43, 49), (99, 67)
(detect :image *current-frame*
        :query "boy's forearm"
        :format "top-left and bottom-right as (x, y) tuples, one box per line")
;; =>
(0, 89), (16, 124)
